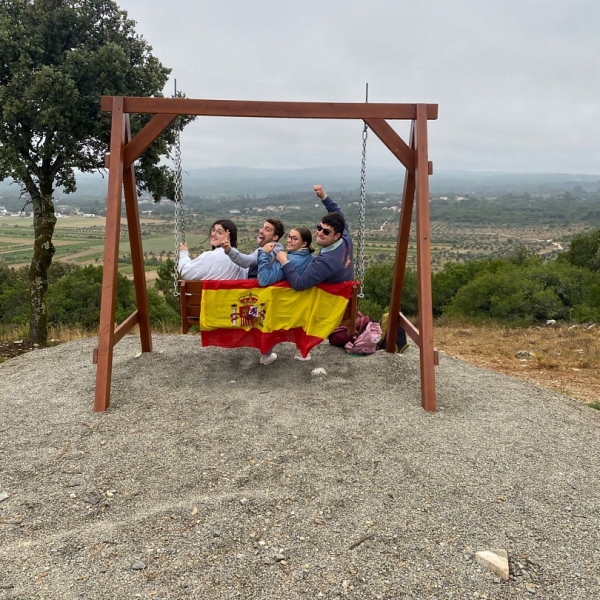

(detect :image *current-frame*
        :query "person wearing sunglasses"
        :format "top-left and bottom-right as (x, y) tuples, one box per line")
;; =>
(275, 185), (354, 290)
(221, 219), (285, 278)
(178, 219), (248, 280)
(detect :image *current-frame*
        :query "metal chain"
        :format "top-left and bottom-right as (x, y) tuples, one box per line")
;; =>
(356, 123), (368, 298)
(172, 125), (184, 297)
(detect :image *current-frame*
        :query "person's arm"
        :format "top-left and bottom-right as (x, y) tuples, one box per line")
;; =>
(279, 254), (335, 291)
(178, 247), (216, 280)
(313, 184), (348, 226)
(224, 246), (259, 269)
(322, 195), (347, 225)
(257, 249), (284, 286)
(178, 246), (194, 278)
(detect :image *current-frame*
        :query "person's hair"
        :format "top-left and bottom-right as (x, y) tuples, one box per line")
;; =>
(293, 226), (315, 253)
(321, 213), (346, 236)
(210, 219), (238, 248)
(266, 218), (285, 241)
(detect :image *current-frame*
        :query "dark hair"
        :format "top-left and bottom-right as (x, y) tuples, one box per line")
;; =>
(293, 226), (315, 253)
(266, 218), (285, 241)
(210, 219), (238, 248)
(321, 212), (346, 236)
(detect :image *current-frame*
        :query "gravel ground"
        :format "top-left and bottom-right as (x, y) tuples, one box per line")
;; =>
(1, 334), (599, 600)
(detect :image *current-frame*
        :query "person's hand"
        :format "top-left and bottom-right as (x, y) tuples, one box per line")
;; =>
(262, 242), (276, 253)
(221, 237), (232, 253)
(313, 184), (326, 200)
(275, 251), (289, 265)
(179, 242), (188, 252)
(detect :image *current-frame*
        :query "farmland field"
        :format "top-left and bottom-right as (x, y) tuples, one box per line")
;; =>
(0, 212), (590, 283)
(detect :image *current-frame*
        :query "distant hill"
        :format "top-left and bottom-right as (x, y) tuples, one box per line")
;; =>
(1, 168), (599, 200)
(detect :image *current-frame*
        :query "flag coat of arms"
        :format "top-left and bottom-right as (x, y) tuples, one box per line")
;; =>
(199, 280), (356, 357)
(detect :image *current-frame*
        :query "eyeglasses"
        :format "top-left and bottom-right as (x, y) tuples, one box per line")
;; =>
(287, 235), (300, 241)
(316, 224), (332, 236)
(210, 228), (226, 236)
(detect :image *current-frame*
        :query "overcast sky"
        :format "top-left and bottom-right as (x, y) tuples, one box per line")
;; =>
(116, 0), (600, 174)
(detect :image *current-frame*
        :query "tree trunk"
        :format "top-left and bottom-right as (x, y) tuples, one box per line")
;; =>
(28, 188), (56, 345)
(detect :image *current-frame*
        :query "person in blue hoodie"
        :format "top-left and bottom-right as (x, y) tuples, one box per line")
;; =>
(275, 185), (353, 289)
(255, 227), (316, 366)
(257, 226), (315, 287)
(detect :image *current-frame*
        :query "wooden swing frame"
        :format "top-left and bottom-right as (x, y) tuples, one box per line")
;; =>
(94, 96), (439, 413)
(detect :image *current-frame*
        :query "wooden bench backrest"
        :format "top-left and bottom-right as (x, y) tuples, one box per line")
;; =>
(179, 280), (359, 336)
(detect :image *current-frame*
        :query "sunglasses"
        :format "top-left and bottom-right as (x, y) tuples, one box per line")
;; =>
(316, 224), (332, 236)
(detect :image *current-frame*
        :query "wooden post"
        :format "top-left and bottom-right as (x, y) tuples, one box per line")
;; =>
(94, 98), (125, 412)
(414, 105), (436, 412)
(122, 118), (152, 353)
(386, 121), (416, 353)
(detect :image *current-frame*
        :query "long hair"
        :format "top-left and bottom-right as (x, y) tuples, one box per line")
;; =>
(210, 219), (238, 248)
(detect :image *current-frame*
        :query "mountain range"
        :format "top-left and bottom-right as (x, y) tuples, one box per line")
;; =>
(1, 168), (599, 200)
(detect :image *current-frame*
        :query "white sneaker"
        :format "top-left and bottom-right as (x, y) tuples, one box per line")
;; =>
(294, 349), (312, 361)
(260, 352), (278, 366)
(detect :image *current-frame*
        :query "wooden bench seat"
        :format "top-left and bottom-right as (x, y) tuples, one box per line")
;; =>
(179, 280), (359, 336)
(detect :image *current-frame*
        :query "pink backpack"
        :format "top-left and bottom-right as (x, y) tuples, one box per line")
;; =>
(344, 321), (382, 355)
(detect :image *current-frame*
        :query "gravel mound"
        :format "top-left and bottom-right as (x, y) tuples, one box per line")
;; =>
(1, 334), (599, 599)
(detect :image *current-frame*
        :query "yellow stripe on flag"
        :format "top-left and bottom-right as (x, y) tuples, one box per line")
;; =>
(200, 282), (350, 339)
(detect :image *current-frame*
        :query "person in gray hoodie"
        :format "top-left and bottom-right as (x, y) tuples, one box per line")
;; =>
(222, 218), (284, 278)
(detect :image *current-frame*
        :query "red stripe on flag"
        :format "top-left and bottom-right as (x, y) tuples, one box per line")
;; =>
(201, 279), (355, 300)
(201, 327), (323, 357)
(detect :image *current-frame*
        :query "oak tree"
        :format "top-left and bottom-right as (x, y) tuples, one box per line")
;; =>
(0, 0), (187, 343)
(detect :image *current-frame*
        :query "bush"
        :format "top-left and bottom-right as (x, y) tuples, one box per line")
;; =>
(362, 262), (418, 316)
(446, 261), (600, 324)
(46, 265), (136, 329)
(0, 261), (29, 325)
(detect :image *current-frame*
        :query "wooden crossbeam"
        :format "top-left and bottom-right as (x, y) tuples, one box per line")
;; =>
(101, 97), (438, 120)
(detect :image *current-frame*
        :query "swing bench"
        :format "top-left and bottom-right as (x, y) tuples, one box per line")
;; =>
(178, 279), (360, 335)
(94, 96), (439, 413)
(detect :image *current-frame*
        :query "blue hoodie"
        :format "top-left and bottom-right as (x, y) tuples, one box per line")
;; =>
(257, 247), (314, 287)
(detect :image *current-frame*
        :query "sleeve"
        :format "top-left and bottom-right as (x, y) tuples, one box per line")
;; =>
(257, 249), (284, 286)
(178, 250), (217, 280)
(178, 250), (196, 279)
(226, 247), (258, 269)
(322, 195), (346, 222)
(281, 255), (334, 291)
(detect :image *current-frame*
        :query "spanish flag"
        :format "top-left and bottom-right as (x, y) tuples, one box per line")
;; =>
(200, 280), (356, 357)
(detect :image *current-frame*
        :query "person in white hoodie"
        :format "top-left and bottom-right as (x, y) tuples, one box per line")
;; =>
(178, 219), (247, 280)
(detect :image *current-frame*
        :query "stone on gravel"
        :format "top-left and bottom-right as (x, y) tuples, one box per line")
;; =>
(475, 549), (509, 581)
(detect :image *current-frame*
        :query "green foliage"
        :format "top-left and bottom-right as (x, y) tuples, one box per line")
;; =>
(362, 262), (418, 320)
(46, 265), (133, 329)
(43, 264), (179, 330)
(0, 260), (29, 325)
(445, 261), (600, 325)
(431, 260), (490, 316)
(154, 258), (180, 311)
(559, 228), (600, 271)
